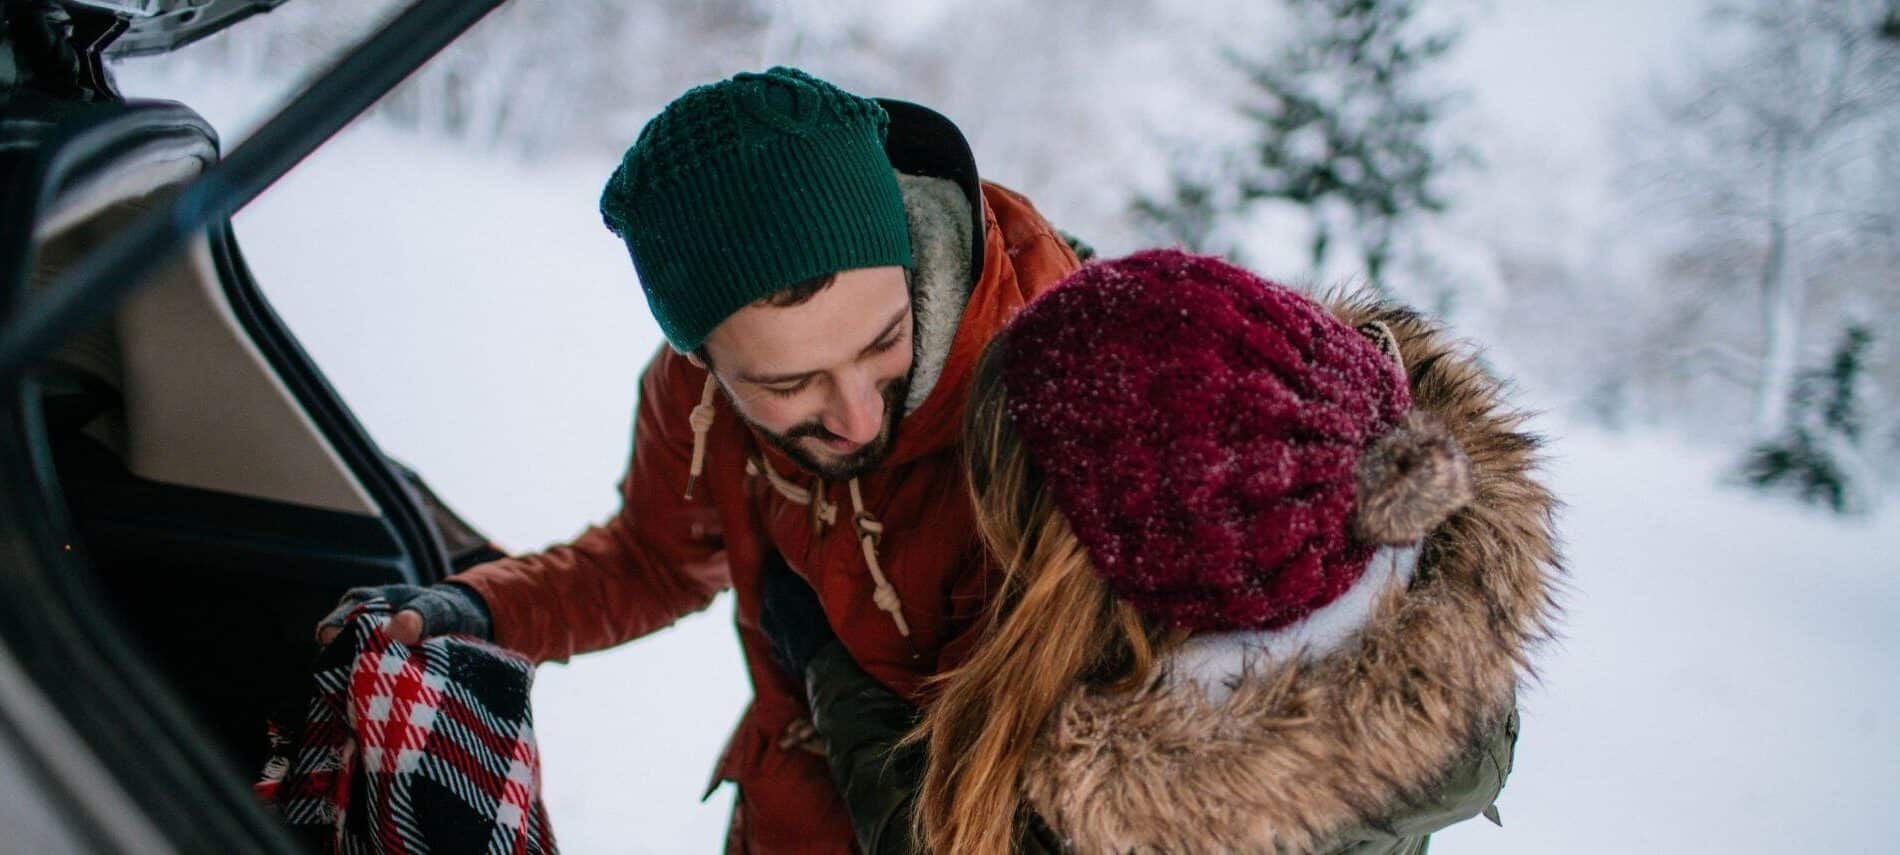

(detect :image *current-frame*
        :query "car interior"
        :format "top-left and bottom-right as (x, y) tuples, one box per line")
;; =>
(31, 131), (433, 776)
(1, 1), (506, 850)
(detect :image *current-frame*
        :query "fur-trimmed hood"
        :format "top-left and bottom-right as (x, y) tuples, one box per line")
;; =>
(1019, 294), (1562, 853)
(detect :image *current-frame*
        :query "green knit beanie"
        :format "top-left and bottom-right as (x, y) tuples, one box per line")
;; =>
(600, 67), (914, 353)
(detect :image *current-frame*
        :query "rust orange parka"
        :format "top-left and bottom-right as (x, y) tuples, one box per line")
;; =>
(456, 177), (1079, 853)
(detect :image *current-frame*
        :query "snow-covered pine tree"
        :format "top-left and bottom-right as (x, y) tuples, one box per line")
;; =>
(1742, 324), (1879, 513)
(1129, 161), (1227, 255)
(1623, 0), (1900, 441)
(1132, 0), (1467, 294)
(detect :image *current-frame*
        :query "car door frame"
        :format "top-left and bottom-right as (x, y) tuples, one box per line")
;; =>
(0, 1), (505, 849)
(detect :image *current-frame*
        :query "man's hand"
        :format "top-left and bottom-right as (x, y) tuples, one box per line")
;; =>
(315, 582), (493, 647)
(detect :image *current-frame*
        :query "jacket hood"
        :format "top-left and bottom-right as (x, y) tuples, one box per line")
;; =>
(1020, 294), (1563, 853)
(877, 98), (986, 282)
(877, 98), (1003, 468)
(877, 177), (1063, 469)
(897, 171), (974, 416)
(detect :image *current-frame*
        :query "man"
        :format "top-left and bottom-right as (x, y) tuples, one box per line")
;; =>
(319, 67), (1080, 853)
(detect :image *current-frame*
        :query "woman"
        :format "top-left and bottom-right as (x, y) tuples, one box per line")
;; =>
(761, 249), (1560, 854)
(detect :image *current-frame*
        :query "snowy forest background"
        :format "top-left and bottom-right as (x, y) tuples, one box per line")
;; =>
(110, 0), (1899, 852)
(128, 0), (1900, 508)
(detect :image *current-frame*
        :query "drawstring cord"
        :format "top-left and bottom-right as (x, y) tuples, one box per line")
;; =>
(682, 372), (912, 642)
(848, 478), (910, 638)
(744, 458), (839, 532)
(684, 374), (718, 500)
(745, 456), (912, 641)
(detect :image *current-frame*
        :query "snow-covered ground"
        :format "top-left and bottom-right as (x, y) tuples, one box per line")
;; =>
(113, 13), (1897, 849)
(1437, 429), (1899, 854)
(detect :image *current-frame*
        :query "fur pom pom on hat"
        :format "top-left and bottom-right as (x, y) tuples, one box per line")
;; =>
(1001, 249), (1468, 632)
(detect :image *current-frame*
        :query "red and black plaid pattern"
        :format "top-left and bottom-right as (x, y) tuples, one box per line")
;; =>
(259, 600), (556, 854)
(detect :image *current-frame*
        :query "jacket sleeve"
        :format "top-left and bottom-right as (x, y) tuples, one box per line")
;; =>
(450, 348), (731, 664)
(803, 642), (922, 855)
(1328, 705), (1520, 855)
(803, 642), (1062, 855)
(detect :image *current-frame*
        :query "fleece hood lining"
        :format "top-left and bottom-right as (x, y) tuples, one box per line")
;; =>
(1168, 545), (1419, 706)
(897, 171), (975, 415)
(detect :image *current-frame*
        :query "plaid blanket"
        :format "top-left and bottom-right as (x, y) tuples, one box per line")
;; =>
(259, 600), (557, 854)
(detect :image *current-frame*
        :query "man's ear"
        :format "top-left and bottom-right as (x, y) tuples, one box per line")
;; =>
(1355, 320), (1405, 376)
(1354, 319), (1411, 400)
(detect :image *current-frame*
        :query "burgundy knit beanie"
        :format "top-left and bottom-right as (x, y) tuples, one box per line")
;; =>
(1001, 249), (1413, 632)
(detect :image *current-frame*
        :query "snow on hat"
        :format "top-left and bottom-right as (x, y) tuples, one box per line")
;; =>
(1000, 249), (1471, 632)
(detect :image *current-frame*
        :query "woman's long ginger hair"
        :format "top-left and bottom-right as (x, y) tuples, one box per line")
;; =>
(912, 332), (1176, 855)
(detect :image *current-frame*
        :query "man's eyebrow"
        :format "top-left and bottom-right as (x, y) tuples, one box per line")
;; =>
(857, 306), (909, 356)
(738, 307), (909, 386)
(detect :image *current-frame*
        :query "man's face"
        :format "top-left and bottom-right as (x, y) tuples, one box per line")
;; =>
(697, 266), (913, 481)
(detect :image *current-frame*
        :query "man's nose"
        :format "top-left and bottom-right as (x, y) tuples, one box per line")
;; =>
(822, 373), (884, 445)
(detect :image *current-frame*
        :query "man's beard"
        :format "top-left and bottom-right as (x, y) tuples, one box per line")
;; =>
(747, 374), (910, 482)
